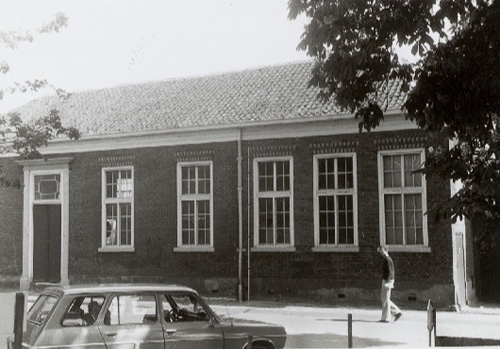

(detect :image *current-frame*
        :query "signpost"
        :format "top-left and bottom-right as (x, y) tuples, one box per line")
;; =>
(427, 300), (436, 347)
(13, 292), (25, 349)
(347, 313), (353, 348)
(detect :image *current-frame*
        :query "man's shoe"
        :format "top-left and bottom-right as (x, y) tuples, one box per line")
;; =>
(378, 319), (389, 323)
(394, 313), (403, 322)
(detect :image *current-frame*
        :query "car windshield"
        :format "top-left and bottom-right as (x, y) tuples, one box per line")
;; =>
(27, 295), (58, 326)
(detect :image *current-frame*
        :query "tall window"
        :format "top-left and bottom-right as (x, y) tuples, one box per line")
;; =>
(102, 167), (134, 250)
(379, 150), (428, 249)
(177, 162), (213, 250)
(313, 154), (357, 249)
(254, 157), (294, 248)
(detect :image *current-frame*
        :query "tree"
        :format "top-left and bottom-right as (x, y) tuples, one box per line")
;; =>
(0, 13), (80, 186)
(289, 0), (500, 227)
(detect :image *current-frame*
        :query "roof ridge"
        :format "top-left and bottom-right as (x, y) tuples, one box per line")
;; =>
(63, 59), (314, 97)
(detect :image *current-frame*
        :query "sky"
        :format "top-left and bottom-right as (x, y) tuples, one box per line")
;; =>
(0, 0), (309, 113)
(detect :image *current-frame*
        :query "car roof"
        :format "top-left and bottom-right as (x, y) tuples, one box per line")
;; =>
(40, 284), (198, 297)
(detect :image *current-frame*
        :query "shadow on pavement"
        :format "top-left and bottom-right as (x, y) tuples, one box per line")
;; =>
(286, 333), (403, 348)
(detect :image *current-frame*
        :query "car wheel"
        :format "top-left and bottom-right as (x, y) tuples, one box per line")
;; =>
(246, 341), (274, 349)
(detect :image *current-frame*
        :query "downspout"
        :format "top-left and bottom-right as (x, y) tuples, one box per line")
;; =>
(237, 128), (243, 302)
(247, 146), (251, 301)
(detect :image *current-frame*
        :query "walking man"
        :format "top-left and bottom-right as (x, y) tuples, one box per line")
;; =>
(379, 245), (402, 322)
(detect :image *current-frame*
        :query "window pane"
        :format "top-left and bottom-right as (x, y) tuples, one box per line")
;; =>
(405, 194), (423, 245)
(106, 171), (117, 198)
(62, 296), (105, 327)
(197, 165), (211, 194)
(182, 201), (195, 245)
(106, 204), (118, 246)
(197, 200), (210, 245)
(34, 174), (60, 200)
(385, 194), (403, 244)
(118, 170), (132, 198)
(276, 197), (290, 244)
(258, 162), (274, 192)
(276, 161), (290, 191)
(383, 155), (402, 188)
(404, 154), (422, 187)
(27, 295), (58, 325)
(338, 157), (353, 189)
(120, 203), (132, 245)
(182, 167), (196, 194)
(258, 198), (273, 244)
(107, 295), (156, 325)
(338, 195), (353, 244)
(319, 195), (335, 245)
(318, 158), (335, 190)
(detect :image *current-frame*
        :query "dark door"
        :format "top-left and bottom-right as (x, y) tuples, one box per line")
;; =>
(33, 205), (61, 283)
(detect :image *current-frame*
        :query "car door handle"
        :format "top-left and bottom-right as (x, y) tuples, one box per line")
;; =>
(105, 331), (117, 337)
(165, 329), (177, 336)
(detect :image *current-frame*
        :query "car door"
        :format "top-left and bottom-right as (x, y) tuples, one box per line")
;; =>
(161, 293), (224, 349)
(97, 293), (165, 349)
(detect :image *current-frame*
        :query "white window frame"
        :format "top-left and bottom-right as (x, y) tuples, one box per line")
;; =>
(175, 161), (214, 252)
(312, 153), (359, 253)
(99, 166), (134, 253)
(253, 156), (295, 252)
(378, 149), (431, 253)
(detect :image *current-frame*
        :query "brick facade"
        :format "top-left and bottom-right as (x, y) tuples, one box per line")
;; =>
(45, 128), (453, 305)
(0, 157), (23, 288)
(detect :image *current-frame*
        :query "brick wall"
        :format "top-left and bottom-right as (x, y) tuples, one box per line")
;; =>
(63, 128), (454, 304)
(0, 157), (23, 287)
(242, 130), (453, 304)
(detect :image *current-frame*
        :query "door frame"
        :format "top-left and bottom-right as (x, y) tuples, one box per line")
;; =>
(17, 157), (73, 290)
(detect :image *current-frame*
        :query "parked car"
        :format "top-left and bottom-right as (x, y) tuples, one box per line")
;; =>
(7, 284), (287, 349)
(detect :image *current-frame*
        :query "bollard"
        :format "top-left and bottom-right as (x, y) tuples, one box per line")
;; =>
(13, 292), (25, 349)
(247, 333), (253, 349)
(348, 313), (353, 348)
(427, 300), (436, 347)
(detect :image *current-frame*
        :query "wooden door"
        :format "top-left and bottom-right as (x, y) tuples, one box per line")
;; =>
(33, 205), (61, 283)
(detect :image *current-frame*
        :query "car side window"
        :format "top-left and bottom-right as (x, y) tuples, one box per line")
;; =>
(62, 296), (105, 327)
(163, 293), (209, 322)
(28, 295), (58, 325)
(106, 295), (157, 325)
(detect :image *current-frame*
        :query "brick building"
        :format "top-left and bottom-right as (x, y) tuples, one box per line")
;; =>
(0, 61), (472, 306)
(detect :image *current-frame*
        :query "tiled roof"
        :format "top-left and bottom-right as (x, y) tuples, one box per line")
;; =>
(13, 61), (406, 136)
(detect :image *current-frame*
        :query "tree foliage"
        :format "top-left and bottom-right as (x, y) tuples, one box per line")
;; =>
(289, 0), (500, 223)
(1, 110), (79, 159)
(0, 12), (79, 187)
(0, 12), (69, 100)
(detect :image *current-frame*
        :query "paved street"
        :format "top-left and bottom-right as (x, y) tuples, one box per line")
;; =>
(211, 302), (500, 348)
(1, 292), (500, 348)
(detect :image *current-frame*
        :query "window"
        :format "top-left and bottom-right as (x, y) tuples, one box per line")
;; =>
(101, 167), (134, 251)
(62, 296), (105, 327)
(378, 149), (429, 252)
(162, 293), (210, 322)
(313, 154), (358, 252)
(34, 174), (60, 200)
(176, 162), (213, 251)
(107, 295), (157, 325)
(27, 295), (58, 326)
(253, 157), (294, 251)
